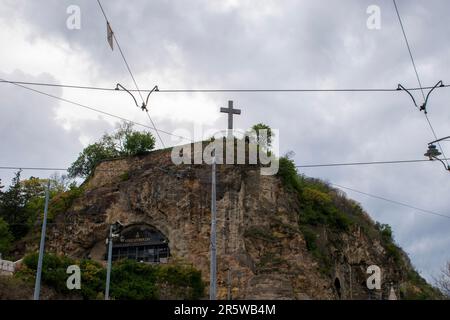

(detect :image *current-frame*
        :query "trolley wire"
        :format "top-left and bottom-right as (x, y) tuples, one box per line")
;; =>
(96, 0), (165, 148)
(2, 157), (450, 172)
(296, 158), (450, 168)
(393, 0), (449, 168)
(0, 78), (192, 143)
(2, 79), (450, 93)
(332, 183), (450, 220)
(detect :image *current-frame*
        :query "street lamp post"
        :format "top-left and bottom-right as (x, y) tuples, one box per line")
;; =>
(104, 221), (123, 300)
(33, 181), (51, 300)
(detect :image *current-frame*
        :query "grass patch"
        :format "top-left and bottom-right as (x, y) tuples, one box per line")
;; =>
(244, 227), (277, 243)
(119, 171), (131, 182)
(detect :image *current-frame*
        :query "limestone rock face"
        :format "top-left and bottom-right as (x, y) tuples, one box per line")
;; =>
(40, 149), (412, 299)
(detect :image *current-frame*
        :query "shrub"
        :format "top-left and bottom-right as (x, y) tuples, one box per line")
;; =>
(0, 217), (13, 255)
(21, 253), (75, 293)
(278, 156), (303, 193)
(18, 253), (205, 300)
(300, 226), (317, 251)
(47, 186), (84, 220)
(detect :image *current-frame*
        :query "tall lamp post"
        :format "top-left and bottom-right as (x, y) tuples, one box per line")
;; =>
(105, 221), (123, 300)
(210, 149), (217, 300)
(33, 181), (51, 300)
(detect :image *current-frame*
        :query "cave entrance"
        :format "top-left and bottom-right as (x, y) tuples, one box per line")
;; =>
(334, 278), (342, 299)
(111, 224), (170, 263)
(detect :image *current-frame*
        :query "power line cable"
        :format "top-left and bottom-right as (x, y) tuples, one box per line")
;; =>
(3, 157), (450, 172)
(393, 0), (426, 101)
(331, 182), (450, 220)
(4, 172), (449, 221)
(393, 0), (449, 168)
(296, 158), (450, 168)
(3, 79), (450, 93)
(0, 79), (192, 143)
(96, 0), (165, 148)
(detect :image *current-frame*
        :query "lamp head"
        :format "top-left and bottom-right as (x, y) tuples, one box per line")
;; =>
(424, 144), (442, 159)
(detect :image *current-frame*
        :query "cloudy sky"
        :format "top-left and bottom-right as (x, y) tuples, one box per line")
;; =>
(1, 0), (449, 282)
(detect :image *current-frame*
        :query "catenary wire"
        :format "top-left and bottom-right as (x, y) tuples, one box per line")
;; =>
(0, 78), (192, 143)
(296, 158), (450, 168)
(393, 0), (449, 168)
(2, 157), (450, 172)
(3, 79), (450, 93)
(332, 183), (450, 220)
(96, 0), (165, 148)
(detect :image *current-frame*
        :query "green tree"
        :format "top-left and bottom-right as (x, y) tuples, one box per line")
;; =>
(123, 131), (156, 156)
(251, 123), (274, 149)
(68, 141), (118, 178)
(0, 171), (30, 239)
(113, 121), (155, 155)
(68, 122), (155, 178)
(0, 217), (13, 255)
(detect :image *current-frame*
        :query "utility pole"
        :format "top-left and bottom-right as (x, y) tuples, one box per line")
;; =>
(210, 149), (217, 300)
(105, 221), (123, 300)
(34, 181), (50, 300)
(105, 224), (113, 300)
(209, 100), (240, 300)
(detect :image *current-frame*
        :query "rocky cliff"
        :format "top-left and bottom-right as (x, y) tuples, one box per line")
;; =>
(22, 145), (439, 300)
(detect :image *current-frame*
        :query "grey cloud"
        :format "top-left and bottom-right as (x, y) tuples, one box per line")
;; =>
(1, 0), (450, 282)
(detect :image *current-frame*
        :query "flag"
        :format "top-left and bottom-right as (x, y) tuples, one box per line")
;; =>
(107, 22), (114, 50)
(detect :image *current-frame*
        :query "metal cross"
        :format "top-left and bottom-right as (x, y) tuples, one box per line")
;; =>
(220, 100), (241, 131)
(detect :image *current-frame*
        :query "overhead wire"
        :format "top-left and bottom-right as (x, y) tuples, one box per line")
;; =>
(96, 0), (165, 148)
(0, 78), (192, 143)
(393, 0), (449, 168)
(2, 79), (450, 93)
(3, 156), (450, 172)
(332, 183), (450, 220)
(296, 158), (450, 168)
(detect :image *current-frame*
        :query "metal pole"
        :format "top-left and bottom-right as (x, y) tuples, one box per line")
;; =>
(210, 151), (217, 300)
(34, 181), (50, 300)
(105, 225), (113, 300)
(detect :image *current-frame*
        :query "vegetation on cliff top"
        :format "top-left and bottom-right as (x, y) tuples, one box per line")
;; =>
(68, 122), (156, 178)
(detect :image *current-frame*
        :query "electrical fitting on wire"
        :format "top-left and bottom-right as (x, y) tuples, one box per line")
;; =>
(115, 83), (159, 112)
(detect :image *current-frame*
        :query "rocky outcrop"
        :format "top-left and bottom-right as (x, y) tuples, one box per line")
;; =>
(33, 147), (434, 300)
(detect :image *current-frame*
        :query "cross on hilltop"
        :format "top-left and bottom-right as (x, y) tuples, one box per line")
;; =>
(220, 100), (241, 133)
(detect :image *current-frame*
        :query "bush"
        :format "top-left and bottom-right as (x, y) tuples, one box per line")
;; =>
(375, 223), (402, 263)
(20, 253), (75, 293)
(278, 156), (352, 232)
(0, 217), (13, 255)
(18, 253), (205, 300)
(278, 156), (303, 193)
(47, 186), (84, 220)
(300, 226), (317, 251)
